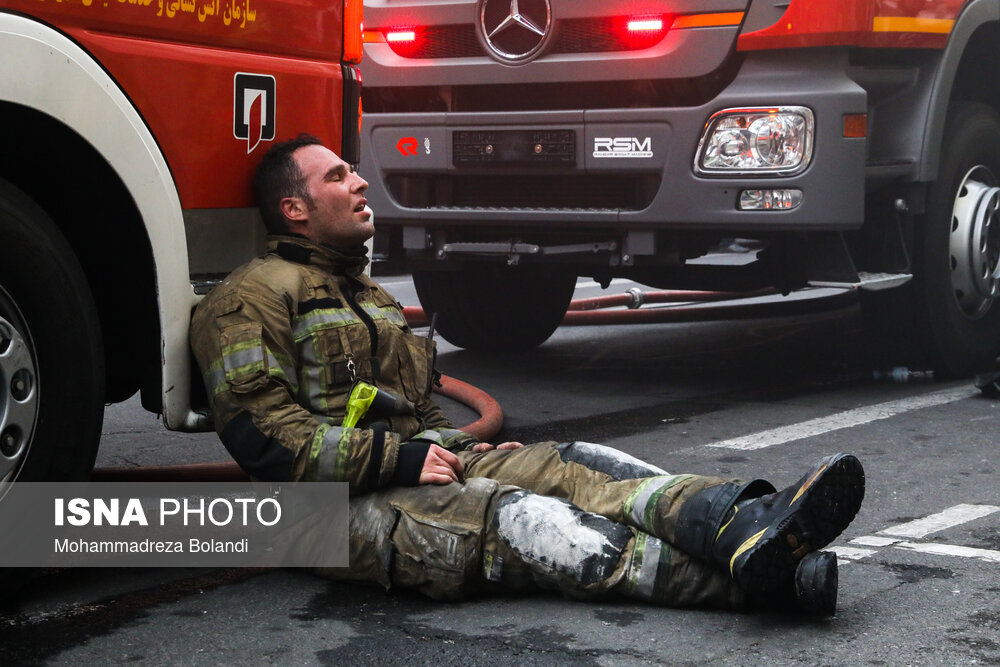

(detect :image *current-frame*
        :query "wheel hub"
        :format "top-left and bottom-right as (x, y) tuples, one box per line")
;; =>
(0, 286), (38, 481)
(949, 165), (1000, 319)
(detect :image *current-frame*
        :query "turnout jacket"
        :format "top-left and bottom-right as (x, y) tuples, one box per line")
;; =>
(190, 236), (478, 493)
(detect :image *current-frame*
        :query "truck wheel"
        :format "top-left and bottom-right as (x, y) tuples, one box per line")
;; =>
(413, 264), (576, 351)
(0, 178), (104, 482)
(863, 103), (1000, 377)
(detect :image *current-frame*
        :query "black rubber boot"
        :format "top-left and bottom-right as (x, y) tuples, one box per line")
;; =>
(675, 453), (864, 610)
(716, 453), (863, 599)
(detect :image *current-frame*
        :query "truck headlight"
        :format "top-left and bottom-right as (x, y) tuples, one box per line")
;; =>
(695, 107), (814, 176)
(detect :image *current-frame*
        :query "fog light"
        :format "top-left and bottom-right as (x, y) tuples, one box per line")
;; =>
(739, 189), (803, 210)
(696, 107), (814, 176)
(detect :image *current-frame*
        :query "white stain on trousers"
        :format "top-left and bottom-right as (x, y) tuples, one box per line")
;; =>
(495, 493), (617, 580)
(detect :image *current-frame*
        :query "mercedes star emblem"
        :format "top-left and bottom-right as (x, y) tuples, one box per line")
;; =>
(479, 0), (552, 64)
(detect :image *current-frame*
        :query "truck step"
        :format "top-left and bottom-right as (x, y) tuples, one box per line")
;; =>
(807, 272), (912, 291)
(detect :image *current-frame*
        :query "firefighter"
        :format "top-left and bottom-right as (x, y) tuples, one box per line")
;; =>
(190, 135), (865, 614)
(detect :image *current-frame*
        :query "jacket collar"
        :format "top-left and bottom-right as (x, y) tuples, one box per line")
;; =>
(266, 235), (370, 277)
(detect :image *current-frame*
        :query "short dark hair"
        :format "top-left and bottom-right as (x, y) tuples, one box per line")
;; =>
(252, 134), (324, 234)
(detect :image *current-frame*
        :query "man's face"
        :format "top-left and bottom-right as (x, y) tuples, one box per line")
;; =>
(289, 144), (372, 247)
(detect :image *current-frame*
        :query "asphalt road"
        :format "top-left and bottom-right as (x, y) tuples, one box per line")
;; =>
(2, 275), (999, 666)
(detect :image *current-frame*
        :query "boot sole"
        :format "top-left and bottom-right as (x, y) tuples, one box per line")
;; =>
(732, 453), (864, 598)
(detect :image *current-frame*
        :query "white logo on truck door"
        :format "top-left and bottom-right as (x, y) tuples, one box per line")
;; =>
(593, 137), (653, 159)
(234, 73), (276, 154)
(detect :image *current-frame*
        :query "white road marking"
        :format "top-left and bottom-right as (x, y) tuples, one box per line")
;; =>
(834, 505), (1000, 567)
(850, 535), (901, 547)
(706, 387), (976, 450)
(894, 542), (1000, 564)
(878, 504), (1000, 539)
(829, 545), (879, 561)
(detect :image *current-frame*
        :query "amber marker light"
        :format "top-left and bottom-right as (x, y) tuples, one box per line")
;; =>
(843, 114), (868, 138)
(672, 12), (745, 30)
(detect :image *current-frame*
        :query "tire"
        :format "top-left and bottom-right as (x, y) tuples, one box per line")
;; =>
(0, 178), (104, 483)
(413, 263), (577, 352)
(862, 103), (1000, 377)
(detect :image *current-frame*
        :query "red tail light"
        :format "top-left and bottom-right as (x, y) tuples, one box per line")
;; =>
(386, 30), (417, 43)
(373, 27), (421, 57)
(627, 18), (664, 33)
(343, 0), (364, 63)
(620, 15), (667, 49)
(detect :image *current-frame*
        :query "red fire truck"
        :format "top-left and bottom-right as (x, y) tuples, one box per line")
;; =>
(0, 0), (363, 481)
(359, 0), (1000, 376)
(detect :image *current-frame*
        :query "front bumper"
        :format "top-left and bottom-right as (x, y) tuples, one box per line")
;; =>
(359, 51), (868, 239)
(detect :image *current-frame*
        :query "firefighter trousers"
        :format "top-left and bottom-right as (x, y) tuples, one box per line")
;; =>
(314, 441), (744, 609)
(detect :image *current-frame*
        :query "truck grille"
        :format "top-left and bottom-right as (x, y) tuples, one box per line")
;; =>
(386, 174), (659, 211)
(553, 18), (666, 54)
(383, 18), (666, 59)
(363, 59), (740, 113)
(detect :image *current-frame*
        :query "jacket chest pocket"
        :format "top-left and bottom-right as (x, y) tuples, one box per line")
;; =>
(361, 291), (427, 402)
(395, 330), (436, 404)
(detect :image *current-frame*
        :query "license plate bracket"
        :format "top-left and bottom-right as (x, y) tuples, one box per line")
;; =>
(453, 130), (575, 166)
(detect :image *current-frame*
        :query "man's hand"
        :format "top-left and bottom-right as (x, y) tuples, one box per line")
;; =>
(470, 441), (525, 453)
(419, 444), (465, 485)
